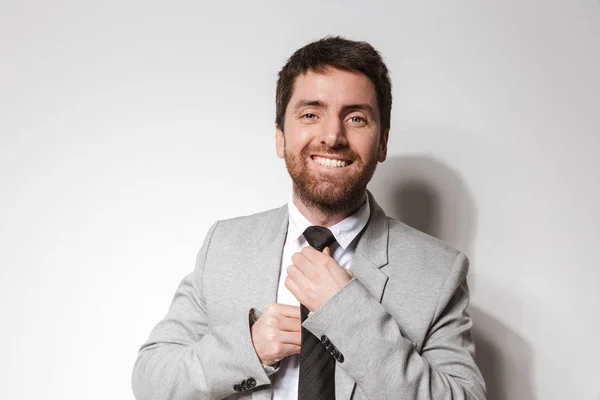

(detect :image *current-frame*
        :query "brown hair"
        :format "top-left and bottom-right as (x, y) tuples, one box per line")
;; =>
(276, 36), (392, 136)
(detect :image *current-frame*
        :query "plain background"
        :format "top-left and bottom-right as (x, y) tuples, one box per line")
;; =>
(1, 1), (599, 399)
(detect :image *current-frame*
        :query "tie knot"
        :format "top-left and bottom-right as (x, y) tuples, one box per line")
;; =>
(303, 226), (336, 252)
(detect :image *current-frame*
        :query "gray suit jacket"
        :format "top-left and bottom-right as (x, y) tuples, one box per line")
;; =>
(132, 193), (486, 399)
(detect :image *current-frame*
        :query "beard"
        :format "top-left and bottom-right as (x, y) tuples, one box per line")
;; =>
(284, 143), (379, 215)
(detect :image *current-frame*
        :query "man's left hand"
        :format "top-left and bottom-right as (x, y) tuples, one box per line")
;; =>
(285, 247), (354, 312)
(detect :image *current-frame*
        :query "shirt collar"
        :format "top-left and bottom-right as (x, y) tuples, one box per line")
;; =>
(287, 196), (370, 249)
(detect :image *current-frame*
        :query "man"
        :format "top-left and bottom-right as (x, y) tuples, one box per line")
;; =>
(132, 36), (486, 400)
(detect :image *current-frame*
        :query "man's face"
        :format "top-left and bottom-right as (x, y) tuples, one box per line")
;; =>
(276, 67), (388, 212)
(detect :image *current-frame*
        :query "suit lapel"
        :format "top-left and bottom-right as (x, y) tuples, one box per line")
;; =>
(252, 204), (289, 313)
(336, 192), (390, 399)
(351, 191), (390, 302)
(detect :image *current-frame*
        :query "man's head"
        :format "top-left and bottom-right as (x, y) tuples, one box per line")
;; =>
(275, 36), (392, 215)
(276, 36), (392, 137)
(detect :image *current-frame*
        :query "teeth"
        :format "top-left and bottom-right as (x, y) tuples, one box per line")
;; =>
(314, 156), (348, 168)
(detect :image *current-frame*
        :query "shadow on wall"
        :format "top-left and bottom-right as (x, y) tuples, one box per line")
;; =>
(369, 154), (536, 400)
(369, 154), (477, 255)
(470, 305), (536, 400)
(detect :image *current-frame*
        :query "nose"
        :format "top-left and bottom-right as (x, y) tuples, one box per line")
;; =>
(320, 117), (348, 148)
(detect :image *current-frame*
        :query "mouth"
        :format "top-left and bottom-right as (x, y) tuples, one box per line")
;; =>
(311, 155), (353, 168)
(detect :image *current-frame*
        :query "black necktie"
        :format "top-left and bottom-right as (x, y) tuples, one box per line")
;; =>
(298, 226), (337, 400)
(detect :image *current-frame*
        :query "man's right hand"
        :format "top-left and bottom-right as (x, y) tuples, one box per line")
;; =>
(250, 303), (301, 366)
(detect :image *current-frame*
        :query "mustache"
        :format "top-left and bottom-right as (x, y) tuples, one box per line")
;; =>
(300, 145), (357, 161)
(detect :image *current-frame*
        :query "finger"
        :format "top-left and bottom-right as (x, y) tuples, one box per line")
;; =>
(300, 246), (329, 264)
(323, 247), (331, 256)
(285, 273), (307, 305)
(287, 263), (311, 288)
(278, 330), (302, 345)
(290, 254), (319, 281)
(278, 315), (302, 332)
(269, 303), (301, 318)
(280, 343), (302, 356)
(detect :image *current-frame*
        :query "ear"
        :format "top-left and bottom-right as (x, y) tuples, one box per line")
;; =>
(276, 125), (285, 159)
(378, 129), (389, 162)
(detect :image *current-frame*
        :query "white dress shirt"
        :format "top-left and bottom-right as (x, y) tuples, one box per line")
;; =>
(271, 197), (370, 399)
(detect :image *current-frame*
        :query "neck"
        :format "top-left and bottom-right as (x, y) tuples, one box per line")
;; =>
(292, 191), (367, 227)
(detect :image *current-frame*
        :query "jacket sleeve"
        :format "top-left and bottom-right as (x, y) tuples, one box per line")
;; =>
(302, 252), (486, 399)
(131, 221), (270, 400)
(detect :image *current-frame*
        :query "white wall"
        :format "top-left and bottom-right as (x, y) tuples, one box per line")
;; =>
(1, 1), (599, 399)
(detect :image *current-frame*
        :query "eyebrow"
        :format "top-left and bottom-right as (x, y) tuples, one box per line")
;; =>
(342, 103), (376, 116)
(293, 100), (326, 110)
(293, 100), (376, 117)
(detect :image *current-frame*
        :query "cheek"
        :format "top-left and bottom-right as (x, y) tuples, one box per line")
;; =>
(351, 135), (380, 158)
(284, 127), (316, 153)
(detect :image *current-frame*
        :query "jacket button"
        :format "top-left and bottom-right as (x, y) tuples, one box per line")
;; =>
(320, 335), (330, 345)
(233, 384), (242, 392)
(247, 377), (256, 388)
(337, 353), (344, 363)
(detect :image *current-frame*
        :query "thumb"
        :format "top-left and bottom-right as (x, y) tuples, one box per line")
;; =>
(323, 247), (331, 256)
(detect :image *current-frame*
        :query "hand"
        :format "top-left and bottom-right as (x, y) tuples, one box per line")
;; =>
(250, 303), (302, 366)
(285, 247), (354, 312)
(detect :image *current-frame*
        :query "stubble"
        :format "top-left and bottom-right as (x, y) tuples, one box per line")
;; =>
(284, 144), (379, 216)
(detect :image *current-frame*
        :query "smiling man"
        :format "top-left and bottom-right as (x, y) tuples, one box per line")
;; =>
(132, 36), (486, 400)
(277, 67), (385, 224)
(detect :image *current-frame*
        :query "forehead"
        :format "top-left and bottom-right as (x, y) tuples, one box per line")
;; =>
(288, 67), (378, 109)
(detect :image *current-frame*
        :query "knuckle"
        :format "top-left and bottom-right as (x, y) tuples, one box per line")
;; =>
(271, 342), (282, 354)
(265, 303), (277, 314)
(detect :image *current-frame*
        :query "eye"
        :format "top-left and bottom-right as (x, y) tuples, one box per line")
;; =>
(348, 116), (367, 124)
(302, 113), (317, 119)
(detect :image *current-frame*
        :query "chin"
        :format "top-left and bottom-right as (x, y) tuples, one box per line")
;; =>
(296, 182), (364, 213)
(286, 154), (376, 212)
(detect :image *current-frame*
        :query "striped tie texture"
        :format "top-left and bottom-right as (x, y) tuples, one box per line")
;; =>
(298, 226), (337, 400)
